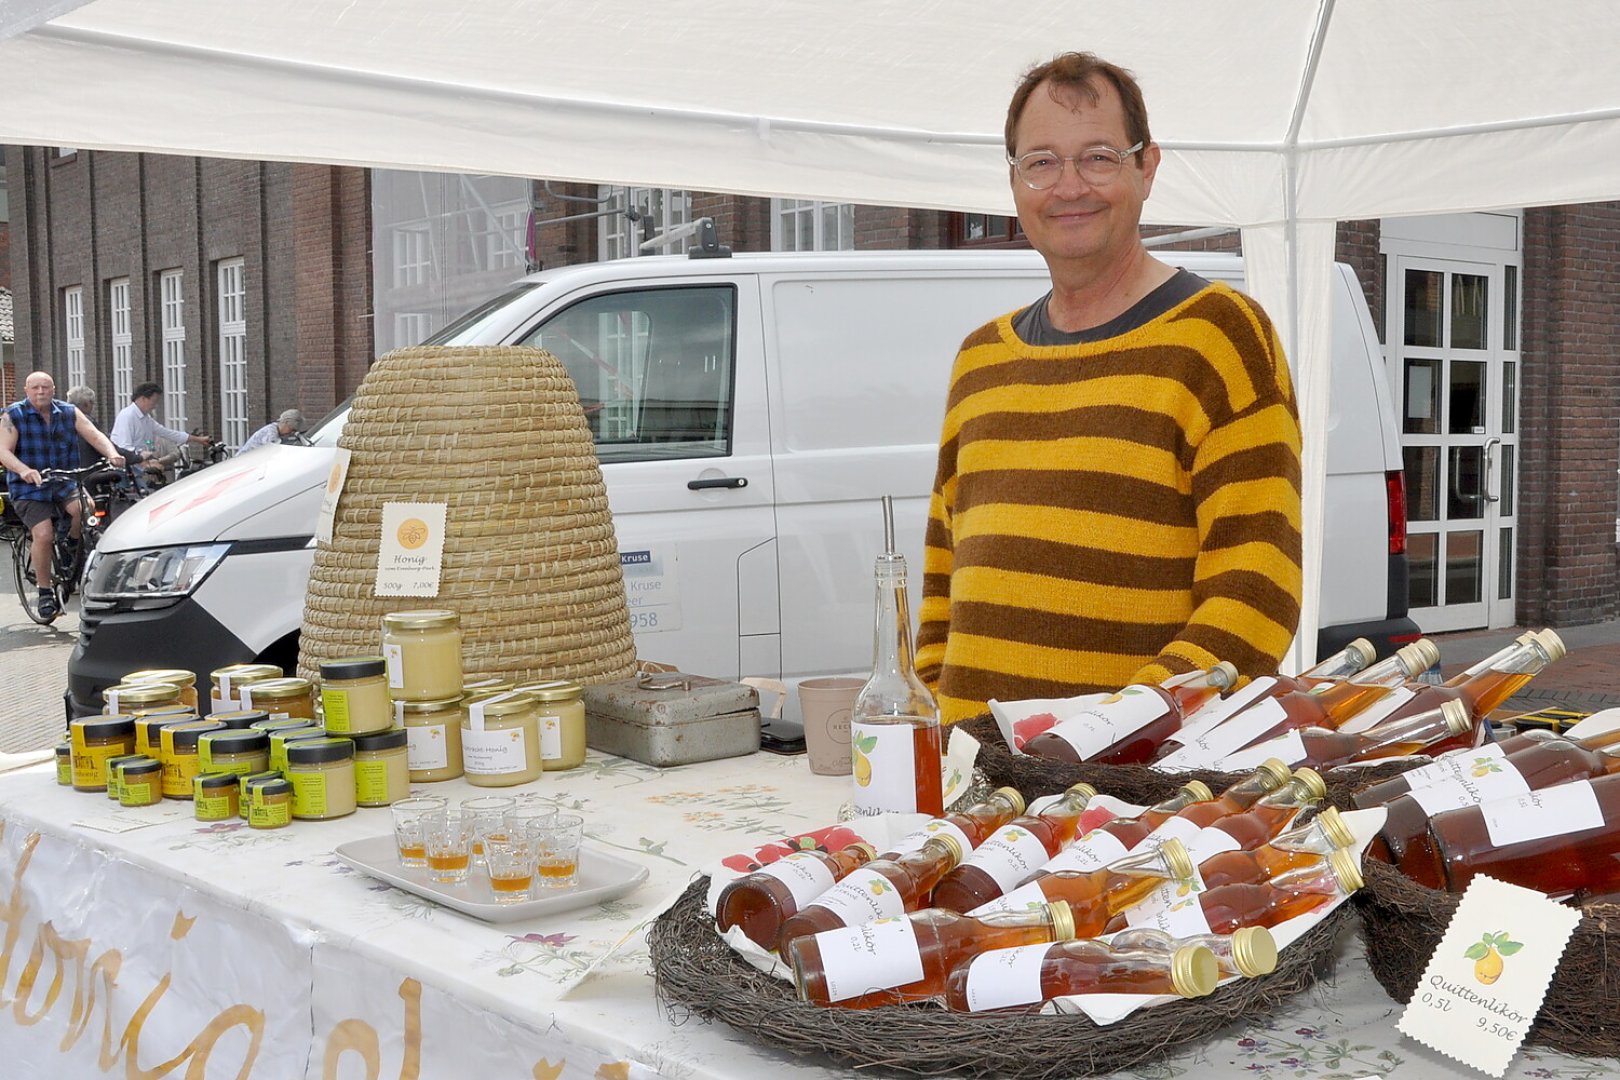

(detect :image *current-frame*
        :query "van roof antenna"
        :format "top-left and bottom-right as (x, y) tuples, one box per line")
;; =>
(638, 216), (732, 259)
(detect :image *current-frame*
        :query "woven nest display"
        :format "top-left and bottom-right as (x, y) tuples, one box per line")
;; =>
(650, 877), (1353, 1079)
(959, 714), (1421, 810)
(1357, 860), (1620, 1056)
(297, 345), (638, 686)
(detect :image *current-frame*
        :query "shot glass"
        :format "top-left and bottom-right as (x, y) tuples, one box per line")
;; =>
(482, 830), (537, 903)
(528, 812), (584, 889)
(460, 795), (517, 864)
(422, 811), (476, 884)
(391, 796), (448, 868)
(503, 804), (558, 837)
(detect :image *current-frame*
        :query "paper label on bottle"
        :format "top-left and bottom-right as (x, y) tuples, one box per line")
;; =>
(886, 819), (973, 859)
(461, 725), (529, 775)
(1047, 687), (1169, 760)
(1397, 875), (1582, 1078)
(850, 721), (921, 816)
(1337, 687), (1417, 734)
(539, 714), (562, 761)
(1042, 829), (1129, 874)
(967, 880), (1049, 917)
(1401, 743), (1510, 790)
(964, 825), (1056, 892)
(1183, 825), (1244, 866)
(1124, 884), (1214, 937)
(1135, 814), (1203, 854)
(405, 723), (450, 771)
(1170, 677), (1280, 748)
(757, 853), (837, 906)
(1409, 758), (1533, 816)
(809, 868), (907, 927)
(814, 917), (925, 1004)
(383, 644), (405, 690)
(1223, 729), (1308, 772)
(1157, 698), (1289, 771)
(1123, 863), (1211, 926)
(1480, 781), (1605, 848)
(962, 942), (1051, 1012)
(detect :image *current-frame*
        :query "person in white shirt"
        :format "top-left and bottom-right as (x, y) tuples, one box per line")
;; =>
(109, 382), (213, 461)
(239, 409), (307, 453)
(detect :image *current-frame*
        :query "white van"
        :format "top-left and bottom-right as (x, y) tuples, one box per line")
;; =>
(66, 250), (1417, 718)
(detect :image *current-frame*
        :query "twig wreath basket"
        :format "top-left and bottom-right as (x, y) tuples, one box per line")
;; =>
(297, 345), (638, 686)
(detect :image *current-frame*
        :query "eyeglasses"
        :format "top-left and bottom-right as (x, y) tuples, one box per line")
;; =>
(1008, 143), (1144, 190)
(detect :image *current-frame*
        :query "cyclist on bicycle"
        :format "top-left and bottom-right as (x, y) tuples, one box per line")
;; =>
(1, 371), (125, 621)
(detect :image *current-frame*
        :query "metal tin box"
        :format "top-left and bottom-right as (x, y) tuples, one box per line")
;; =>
(583, 673), (760, 767)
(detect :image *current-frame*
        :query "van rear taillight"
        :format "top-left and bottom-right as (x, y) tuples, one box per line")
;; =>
(1385, 471), (1408, 555)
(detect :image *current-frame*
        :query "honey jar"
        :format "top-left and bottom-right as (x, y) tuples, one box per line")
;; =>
(102, 682), (182, 716)
(351, 728), (411, 807)
(197, 729), (271, 776)
(524, 681), (587, 771)
(247, 779), (293, 829)
(237, 677), (317, 721)
(381, 610), (463, 701)
(209, 709), (270, 731)
(460, 690), (542, 788)
(193, 773), (242, 821)
(70, 715), (137, 792)
(319, 657), (391, 735)
(159, 721), (225, 798)
(399, 696), (464, 782)
(285, 738), (358, 820)
(209, 663), (283, 713)
(117, 758), (163, 807)
(121, 668), (201, 712)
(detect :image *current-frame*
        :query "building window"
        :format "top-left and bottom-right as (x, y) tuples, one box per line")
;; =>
(394, 312), (431, 346)
(393, 225), (431, 287)
(158, 269), (187, 431)
(63, 286), (85, 388)
(949, 213), (1023, 247)
(483, 207), (528, 272)
(771, 200), (854, 252)
(599, 187), (692, 261)
(108, 278), (132, 405)
(217, 259), (248, 448)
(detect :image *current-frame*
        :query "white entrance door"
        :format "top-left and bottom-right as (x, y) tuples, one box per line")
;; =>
(1389, 255), (1520, 632)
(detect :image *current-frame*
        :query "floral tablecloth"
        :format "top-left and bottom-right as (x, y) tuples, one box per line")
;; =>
(0, 749), (1609, 1079)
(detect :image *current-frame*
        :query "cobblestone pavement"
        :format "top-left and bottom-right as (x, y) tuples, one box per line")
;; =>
(0, 585), (76, 752)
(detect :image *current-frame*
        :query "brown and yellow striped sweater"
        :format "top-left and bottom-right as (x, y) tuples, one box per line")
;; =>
(916, 281), (1303, 725)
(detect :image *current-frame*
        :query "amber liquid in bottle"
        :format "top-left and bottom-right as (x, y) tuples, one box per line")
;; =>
(716, 843), (878, 950)
(1229, 642), (1434, 751)
(1198, 773), (1326, 850)
(881, 787), (1026, 858)
(1161, 763), (1291, 829)
(1375, 632), (1562, 735)
(1351, 729), (1563, 809)
(930, 786), (1096, 912)
(1188, 861), (1350, 934)
(1390, 771), (1620, 894)
(777, 835), (962, 949)
(1108, 926), (1278, 978)
(791, 904), (1068, 1009)
(1024, 665), (1236, 765)
(1009, 843), (1191, 937)
(1293, 701), (1469, 769)
(942, 938), (1198, 1012)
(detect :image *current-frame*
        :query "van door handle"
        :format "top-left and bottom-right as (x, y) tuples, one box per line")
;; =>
(1482, 437), (1501, 503)
(687, 476), (748, 490)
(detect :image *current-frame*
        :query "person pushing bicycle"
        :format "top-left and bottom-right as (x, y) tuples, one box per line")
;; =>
(1, 371), (125, 621)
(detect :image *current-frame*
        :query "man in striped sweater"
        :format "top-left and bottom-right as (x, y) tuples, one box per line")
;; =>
(916, 52), (1303, 725)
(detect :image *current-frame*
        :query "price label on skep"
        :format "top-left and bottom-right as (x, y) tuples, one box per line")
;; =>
(375, 501), (448, 597)
(1396, 875), (1580, 1076)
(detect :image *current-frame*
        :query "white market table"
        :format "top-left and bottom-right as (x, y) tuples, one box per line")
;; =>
(0, 749), (1604, 1080)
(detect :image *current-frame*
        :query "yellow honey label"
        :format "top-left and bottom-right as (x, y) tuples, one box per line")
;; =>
(322, 689), (352, 732)
(120, 781), (156, 807)
(287, 771), (328, 818)
(354, 759), (390, 804)
(161, 753), (201, 798)
(248, 796), (291, 828)
(193, 793), (233, 820)
(70, 744), (119, 790)
(55, 757), (71, 785)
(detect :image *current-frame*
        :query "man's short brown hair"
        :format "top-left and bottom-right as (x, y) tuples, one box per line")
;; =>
(1004, 52), (1151, 158)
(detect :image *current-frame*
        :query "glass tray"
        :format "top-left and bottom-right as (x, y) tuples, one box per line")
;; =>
(333, 834), (650, 923)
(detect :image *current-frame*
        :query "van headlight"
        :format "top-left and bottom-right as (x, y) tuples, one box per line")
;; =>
(84, 543), (231, 601)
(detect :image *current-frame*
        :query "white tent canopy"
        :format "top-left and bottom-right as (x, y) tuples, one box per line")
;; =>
(5, 0), (1618, 663)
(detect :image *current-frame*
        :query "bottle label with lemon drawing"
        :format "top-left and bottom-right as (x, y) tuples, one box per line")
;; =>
(850, 720), (919, 816)
(810, 868), (908, 926)
(1408, 756), (1533, 816)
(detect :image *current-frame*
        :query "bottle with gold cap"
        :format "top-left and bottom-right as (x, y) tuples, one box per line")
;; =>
(715, 842), (881, 950)
(1196, 806), (1357, 889)
(1024, 663), (1239, 765)
(929, 783), (1099, 912)
(789, 900), (1076, 1009)
(1027, 782), (1218, 879)
(1152, 760), (1294, 836)
(1107, 925), (1279, 979)
(1369, 629), (1566, 737)
(1297, 700), (1474, 769)
(944, 937), (1218, 1012)
(777, 834), (966, 949)
(968, 838), (1198, 939)
(1119, 849), (1363, 939)
(1195, 769), (1329, 849)
(881, 786), (1027, 859)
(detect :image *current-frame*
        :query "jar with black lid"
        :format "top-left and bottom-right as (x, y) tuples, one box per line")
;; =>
(118, 758), (164, 807)
(209, 709), (271, 730)
(70, 714), (137, 792)
(351, 728), (410, 807)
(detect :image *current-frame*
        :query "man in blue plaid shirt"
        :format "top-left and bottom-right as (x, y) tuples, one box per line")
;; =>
(1, 371), (125, 621)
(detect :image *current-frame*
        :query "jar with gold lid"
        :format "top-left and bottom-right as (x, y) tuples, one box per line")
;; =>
(237, 677), (317, 721)
(70, 715), (137, 792)
(198, 729), (271, 776)
(521, 681), (587, 771)
(320, 657), (392, 735)
(118, 759), (163, 808)
(460, 676), (515, 699)
(285, 738), (358, 820)
(351, 728), (410, 807)
(194, 773), (241, 821)
(121, 669), (200, 712)
(247, 779), (293, 829)
(460, 691), (542, 788)
(159, 721), (225, 798)
(102, 682), (182, 716)
(399, 697), (464, 782)
(134, 714), (199, 758)
(381, 610), (463, 701)
(209, 663), (283, 713)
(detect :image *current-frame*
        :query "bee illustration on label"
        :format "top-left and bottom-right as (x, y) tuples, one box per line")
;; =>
(1465, 930), (1523, 985)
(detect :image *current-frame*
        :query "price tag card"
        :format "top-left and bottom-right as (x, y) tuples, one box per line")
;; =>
(1397, 875), (1581, 1076)
(375, 501), (448, 598)
(315, 447), (352, 544)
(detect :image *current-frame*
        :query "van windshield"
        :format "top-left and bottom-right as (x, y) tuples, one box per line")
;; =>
(423, 283), (544, 345)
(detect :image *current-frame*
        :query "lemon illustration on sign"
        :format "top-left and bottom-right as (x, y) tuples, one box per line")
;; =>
(852, 733), (879, 786)
(1470, 757), (1503, 778)
(1465, 930), (1523, 985)
(397, 518), (430, 550)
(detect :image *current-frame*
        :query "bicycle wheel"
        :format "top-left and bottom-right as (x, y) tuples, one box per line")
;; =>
(11, 534), (53, 625)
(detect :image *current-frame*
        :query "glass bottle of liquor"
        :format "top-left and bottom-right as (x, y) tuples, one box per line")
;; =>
(943, 937), (1217, 1012)
(1274, 699), (1473, 770)
(1107, 925), (1279, 978)
(929, 783), (1101, 912)
(1380, 771), (1620, 895)
(1370, 629), (1566, 730)
(1152, 760), (1293, 834)
(881, 786), (1028, 859)
(1354, 727), (1617, 810)
(789, 900), (1075, 1009)
(716, 842), (879, 950)
(968, 838), (1197, 938)
(1292, 638), (1377, 687)
(1030, 782), (1216, 879)
(1115, 849), (1363, 938)
(851, 496), (943, 817)
(1023, 663), (1238, 765)
(1195, 808), (1356, 890)
(777, 833), (964, 950)
(1194, 769), (1329, 850)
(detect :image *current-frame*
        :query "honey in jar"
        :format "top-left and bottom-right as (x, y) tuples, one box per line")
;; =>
(70, 714), (137, 792)
(209, 663), (282, 713)
(381, 610), (464, 701)
(399, 697), (464, 782)
(237, 677), (317, 721)
(121, 668), (201, 712)
(319, 657), (392, 735)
